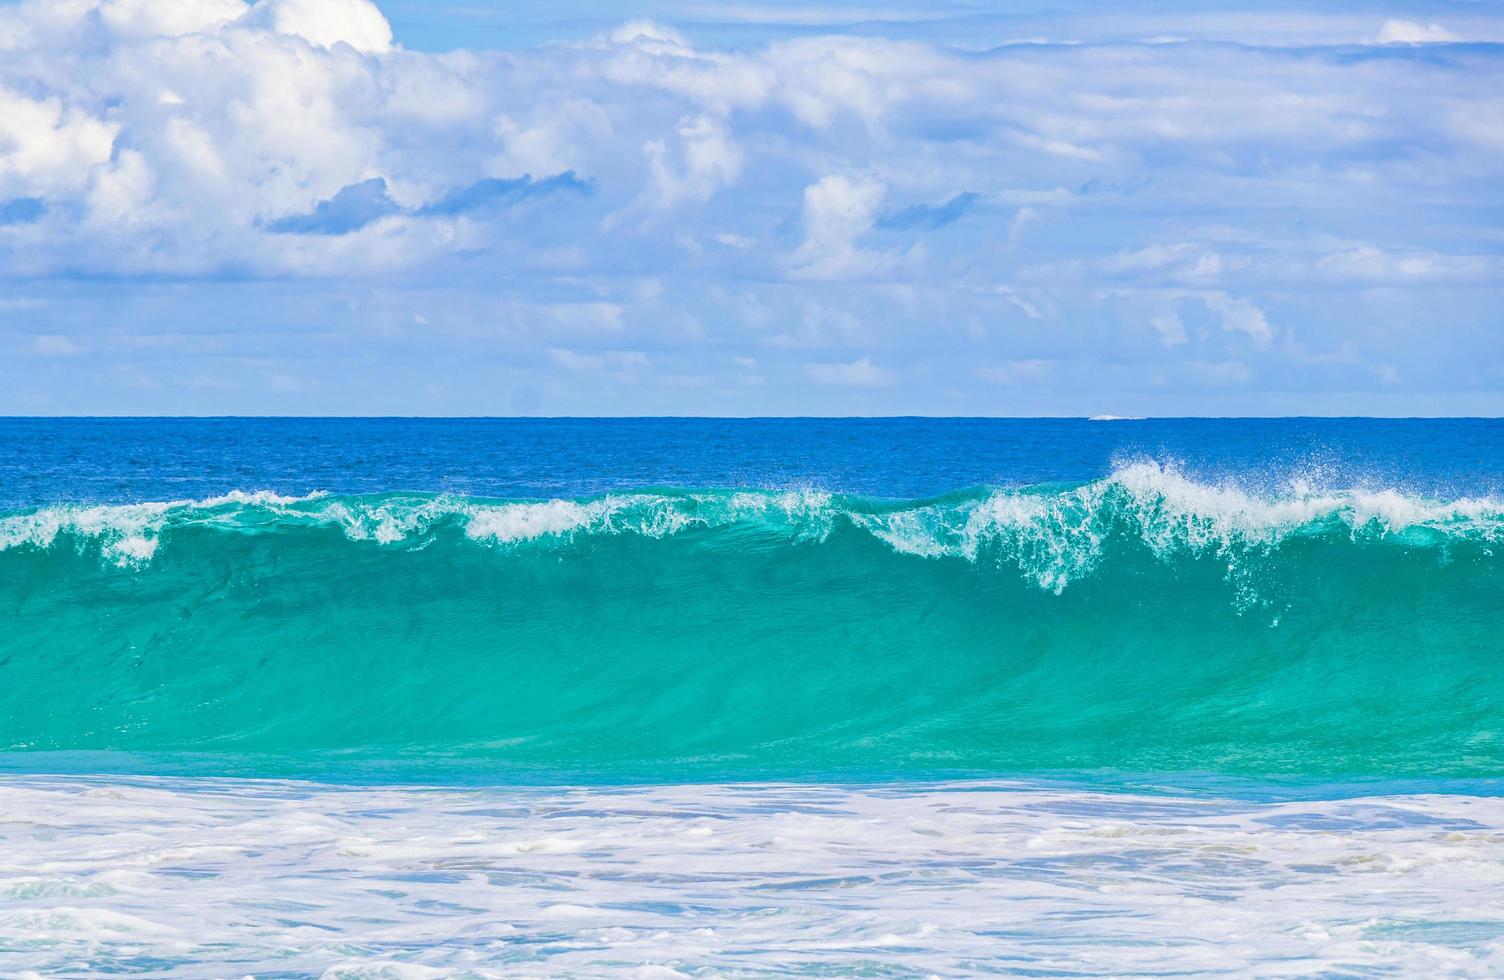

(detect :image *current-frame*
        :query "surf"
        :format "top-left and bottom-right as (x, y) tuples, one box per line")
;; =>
(0, 462), (1499, 784)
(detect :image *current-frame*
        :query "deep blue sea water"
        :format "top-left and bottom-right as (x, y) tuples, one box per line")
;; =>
(3, 416), (1500, 506)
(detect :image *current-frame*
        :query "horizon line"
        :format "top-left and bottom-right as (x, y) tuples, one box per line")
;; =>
(1, 415), (1500, 422)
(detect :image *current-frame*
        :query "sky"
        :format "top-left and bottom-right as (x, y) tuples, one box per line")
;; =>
(0, 0), (1500, 416)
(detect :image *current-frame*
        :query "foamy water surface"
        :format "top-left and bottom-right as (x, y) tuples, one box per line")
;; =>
(3, 778), (1503, 977)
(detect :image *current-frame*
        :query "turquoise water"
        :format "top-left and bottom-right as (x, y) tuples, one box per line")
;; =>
(3, 455), (1500, 784)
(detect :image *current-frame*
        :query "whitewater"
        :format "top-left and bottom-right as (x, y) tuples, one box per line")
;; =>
(4, 459), (1501, 570)
(1, 417), (1500, 975)
(5, 778), (1504, 977)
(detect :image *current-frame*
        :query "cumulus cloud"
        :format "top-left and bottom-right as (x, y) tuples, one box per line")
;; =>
(1, 1), (1499, 284)
(789, 175), (890, 279)
(635, 114), (743, 215)
(241, 0), (393, 52)
(0, 87), (117, 198)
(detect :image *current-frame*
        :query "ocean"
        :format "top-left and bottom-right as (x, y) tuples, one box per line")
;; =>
(2, 417), (1501, 976)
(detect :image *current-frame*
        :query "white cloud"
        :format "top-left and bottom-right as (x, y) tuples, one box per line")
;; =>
(548, 348), (650, 374)
(241, 0), (393, 52)
(789, 174), (889, 280)
(0, 4), (1500, 415)
(766, 36), (946, 130)
(0, 88), (118, 198)
(1100, 243), (1235, 281)
(609, 20), (692, 53)
(538, 303), (625, 334)
(30, 334), (88, 356)
(0, 2), (1499, 307)
(87, 147), (155, 225)
(993, 286), (1043, 320)
(1315, 245), (1494, 282)
(1375, 20), (1459, 45)
(714, 232), (754, 249)
(492, 100), (614, 177)
(639, 114), (743, 213)
(804, 356), (893, 386)
(1150, 311), (1188, 347)
(1007, 206), (1039, 249)
(1203, 293), (1273, 347)
(97, 0), (248, 39)
(595, 21), (774, 114)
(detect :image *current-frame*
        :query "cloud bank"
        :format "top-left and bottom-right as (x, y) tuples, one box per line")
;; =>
(0, 0), (1500, 415)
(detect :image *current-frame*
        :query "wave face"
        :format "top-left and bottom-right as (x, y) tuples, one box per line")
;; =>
(1, 462), (1501, 783)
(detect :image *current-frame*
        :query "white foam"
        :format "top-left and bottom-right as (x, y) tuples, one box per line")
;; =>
(464, 499), (600, 543)
(195, 489), (325, 508)
(318, 495), (452, 544)
(462, 489), (838, 545)
(869, 461), (1504, 590)
(0, 491), (329, 566)
(1, 472), (1499, 586)
(463, 496), (707, 544)
(1, 776), (1502, 976)
(1108, 460), (1504, 541)
(0, 502), (173, 565)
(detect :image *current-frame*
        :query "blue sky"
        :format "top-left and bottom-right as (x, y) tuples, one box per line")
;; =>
(0, 0), (1500, 415)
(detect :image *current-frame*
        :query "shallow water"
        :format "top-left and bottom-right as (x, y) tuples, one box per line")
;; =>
(3, 777), (1503, 977)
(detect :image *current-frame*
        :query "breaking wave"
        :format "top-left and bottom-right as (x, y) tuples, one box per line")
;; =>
(0, 462), (1500, 783)
(3, 462), (1499, 585)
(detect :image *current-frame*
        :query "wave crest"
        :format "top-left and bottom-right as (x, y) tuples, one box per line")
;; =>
(1, 463), (1498, 585)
